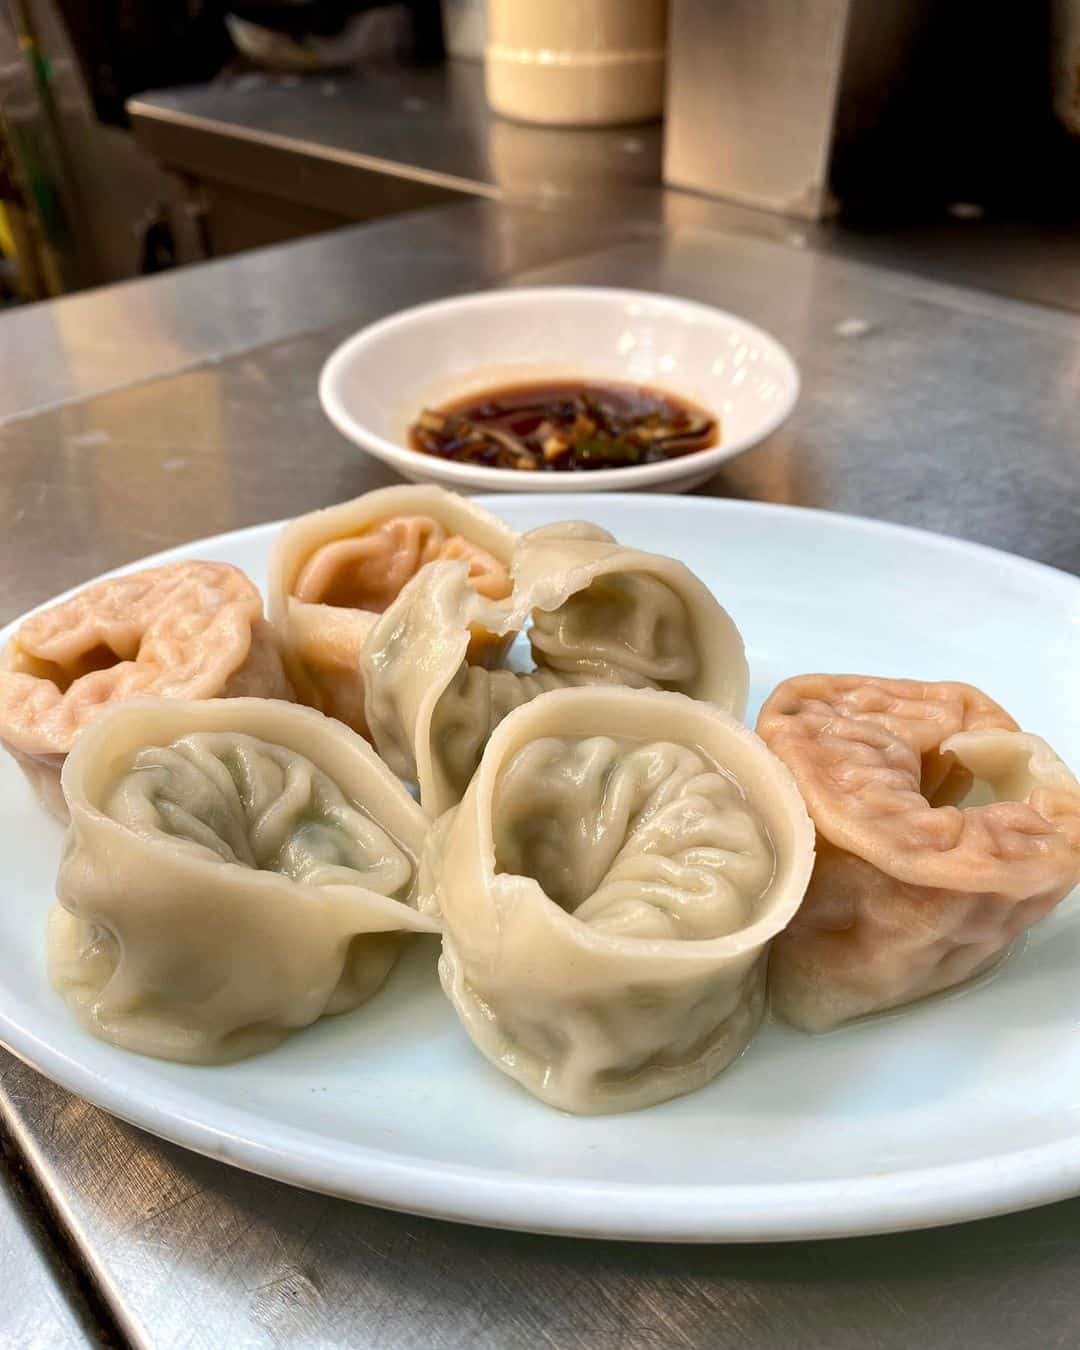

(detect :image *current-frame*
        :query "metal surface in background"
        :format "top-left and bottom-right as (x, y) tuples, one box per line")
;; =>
(6, 1054), (1080, 1350)
(0, 201), (1078, 1347)
(0, 201), (647, 424)
(128, 62), (662, 262)
(128, 62), (662, 205)
(1, 201), (1077, 606)
(128, 59), (1080, 317)
(0, 1137), (96, 1347)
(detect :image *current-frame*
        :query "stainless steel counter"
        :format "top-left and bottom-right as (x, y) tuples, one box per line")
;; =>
(127, 62), (663, 261)
(129, 62), (662, 204)
(1, 198), (1079, 1348)
(129, 61), (1080, 316)
(0, 1146), (96, 1346)
(0, 201), (643, 424)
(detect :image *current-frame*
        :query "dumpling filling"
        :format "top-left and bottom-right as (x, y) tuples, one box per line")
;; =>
(429, 572), (702, 806)
(493, 735), (775, 941)
(528, 573), (700, 687)
(292, 514), (511, 613)
(422, 685), (813, 1113)
(107, 732), (414, 895)
(50, 699), (436, 1063)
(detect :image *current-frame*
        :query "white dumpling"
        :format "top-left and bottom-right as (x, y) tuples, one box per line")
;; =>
(504, 522), (745, 701)
(361, 521), (748, 816)
(50, 697), (438, 1063)
(420, 686), (814, 1114)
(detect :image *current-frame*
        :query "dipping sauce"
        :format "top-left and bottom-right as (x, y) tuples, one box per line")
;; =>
(409, 381), (719, 473)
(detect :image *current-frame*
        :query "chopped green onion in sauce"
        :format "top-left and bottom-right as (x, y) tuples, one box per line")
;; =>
(408, 381), (719, 473)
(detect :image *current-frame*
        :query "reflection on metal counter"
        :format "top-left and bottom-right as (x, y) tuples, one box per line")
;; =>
(0, 1147), (98, 1346)
(128, 61), (663, 260)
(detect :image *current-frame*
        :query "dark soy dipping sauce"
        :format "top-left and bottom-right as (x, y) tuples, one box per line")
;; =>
(409, 381), (719, 473)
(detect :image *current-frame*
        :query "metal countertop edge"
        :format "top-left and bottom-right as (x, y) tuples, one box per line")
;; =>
(0, 1076), (133, 1346)
(126, 98), (502, 201)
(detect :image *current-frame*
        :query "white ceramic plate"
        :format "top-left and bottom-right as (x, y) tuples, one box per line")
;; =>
(2, 496), (1079, 1243)
(318, 287), (799, 493)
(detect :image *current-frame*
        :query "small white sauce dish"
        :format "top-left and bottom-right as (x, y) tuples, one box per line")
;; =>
(318, 286), (799, 493)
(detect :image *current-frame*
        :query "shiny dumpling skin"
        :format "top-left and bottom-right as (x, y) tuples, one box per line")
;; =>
(361, 521), (748, 817)
(0, 562), (292, 823)
(756, 675), (1080, 1032)
(267, 485), (516, 735)
(50, 697), (438, 1063)
(420, 686), (814, 1114)
(502, 521), (748, 709)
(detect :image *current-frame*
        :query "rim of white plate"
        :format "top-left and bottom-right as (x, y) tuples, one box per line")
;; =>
(1, 496), (1078, 1243)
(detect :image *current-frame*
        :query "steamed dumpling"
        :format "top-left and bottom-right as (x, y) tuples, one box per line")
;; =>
(756, 675), (1080, 1032)
(494, 736), (775, 941)
(50, 697), (437, 1063)
(362, 521), (748, 816)
(0, 562), (292, 822)
(267, 485), (516, 735)
(421, 686), (814, 1113)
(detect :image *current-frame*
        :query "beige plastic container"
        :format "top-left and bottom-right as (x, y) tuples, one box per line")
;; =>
(485, 0), (667, 127)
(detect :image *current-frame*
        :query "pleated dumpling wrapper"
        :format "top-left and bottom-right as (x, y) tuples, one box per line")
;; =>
(756, 675), (1080, 1033)
(0, 562), (292, 822)
(50, 697), (438, 1063)
(267, 485), (516, 735)
(420, 686), (814, 1113)
(362, 521), (749, 817)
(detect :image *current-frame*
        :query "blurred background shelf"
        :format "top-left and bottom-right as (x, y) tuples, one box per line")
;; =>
(3, 1), (1079, 314)
(128, 58), (1080, 316)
